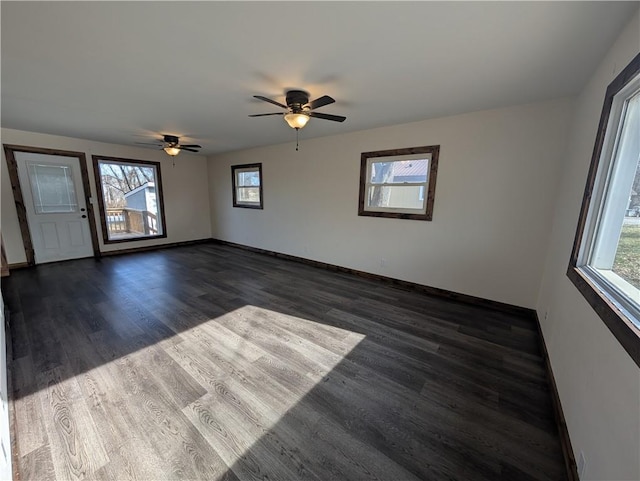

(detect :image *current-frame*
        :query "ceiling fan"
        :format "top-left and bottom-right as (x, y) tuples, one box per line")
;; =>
(250, 90), (346, 130)
(137, 134), (202, 157)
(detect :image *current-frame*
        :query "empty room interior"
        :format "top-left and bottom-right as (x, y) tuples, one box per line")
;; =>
(1, 2), (639, 481)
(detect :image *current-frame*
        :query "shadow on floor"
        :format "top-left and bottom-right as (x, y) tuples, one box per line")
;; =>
(2, 243), (566, 480)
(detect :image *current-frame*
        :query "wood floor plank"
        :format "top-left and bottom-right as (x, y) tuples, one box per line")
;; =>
(36, 367), (110, 480)
(102, 347), (232, 481)
(12, 389), (47, 458)
(324, 307), (441, 355)
(168, 338), (322, 431)
(63, 340), (140, 457)
(3, 243), (568, 481)
(215, 306), (351, 372)
(135, 345), (207, 408)
(19, 444), (55, 481)
(300, 359), (503, 480)
(184, 397), (292, 481)
(239, 304), (363, 356)
(125, 392), (231, 481)
(11, 354), (35, 395)
(308, 415), (463, 481)
(8, 311), (30, 360)
(211, 310), (331, 381)
(191, 391), (323, 481)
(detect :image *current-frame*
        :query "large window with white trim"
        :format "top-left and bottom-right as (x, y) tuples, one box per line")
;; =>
(568, 53), (640, 367)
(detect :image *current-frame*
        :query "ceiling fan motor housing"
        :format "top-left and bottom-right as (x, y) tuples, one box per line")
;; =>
(286, 90), (309, 113)
(164, 134), (180, 145)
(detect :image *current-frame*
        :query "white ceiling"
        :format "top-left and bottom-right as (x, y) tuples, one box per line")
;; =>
(1, 1), (637, 155)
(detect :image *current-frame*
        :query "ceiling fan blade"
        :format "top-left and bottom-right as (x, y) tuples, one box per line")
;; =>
(178, 147), (200, 153)
(179, 144), (202, 149)
(308, 111), (346, 122)
(135, 141), (163, 146)
(308, 95), (335, 110)
(249, 113), (284, 117)
(254, 95), (288, 109)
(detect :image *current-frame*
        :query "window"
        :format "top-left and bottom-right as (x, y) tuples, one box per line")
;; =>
(232, 163), (263, 209)
(358, 145), (439, 221)
(92, 156), (167, 243)
(27, 162), (78, 213)
(568, 53), (640, 367)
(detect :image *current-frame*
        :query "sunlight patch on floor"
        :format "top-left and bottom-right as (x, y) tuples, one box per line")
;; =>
(175, 305), (366, 477)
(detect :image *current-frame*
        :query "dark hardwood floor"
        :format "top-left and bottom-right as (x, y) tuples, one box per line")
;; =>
(2, 243), (566, 480)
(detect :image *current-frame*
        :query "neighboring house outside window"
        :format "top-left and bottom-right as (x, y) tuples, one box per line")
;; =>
(92, 156), (167, 243)
(358, 145), (440, 221)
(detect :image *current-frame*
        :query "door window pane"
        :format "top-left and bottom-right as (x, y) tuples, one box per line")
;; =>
(27, 163), (78, 214)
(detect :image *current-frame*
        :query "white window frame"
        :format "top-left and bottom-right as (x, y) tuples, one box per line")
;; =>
(577, 78), (640, 324)
(568, 53), (640, 368)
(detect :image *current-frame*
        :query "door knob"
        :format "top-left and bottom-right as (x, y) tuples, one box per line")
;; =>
(81, 215), (87, 218)
(80, 208), (86, 212)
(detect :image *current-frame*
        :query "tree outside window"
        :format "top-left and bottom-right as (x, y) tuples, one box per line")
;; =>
(92, 156), (167, 243)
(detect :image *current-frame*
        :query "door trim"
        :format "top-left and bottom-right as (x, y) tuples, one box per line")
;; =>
(3, 144), (101, 266)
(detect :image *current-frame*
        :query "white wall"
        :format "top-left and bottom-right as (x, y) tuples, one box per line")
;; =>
(1, 128), (211, 264)
(536, 10), (640, 481)
(209, 98), (573, 309)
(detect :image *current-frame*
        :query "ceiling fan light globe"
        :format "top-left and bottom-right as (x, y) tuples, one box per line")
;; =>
(284, 112), (309, 129)
(163, 146), (181, 156)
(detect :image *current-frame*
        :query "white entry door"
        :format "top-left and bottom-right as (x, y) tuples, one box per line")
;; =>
(15, 152), (94, 263)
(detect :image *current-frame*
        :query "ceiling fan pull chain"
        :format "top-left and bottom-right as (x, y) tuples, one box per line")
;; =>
(296, 128), (300, 151)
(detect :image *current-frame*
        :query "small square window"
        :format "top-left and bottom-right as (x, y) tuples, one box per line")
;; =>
(358, 146), (439, 221)
(232, 163), (263, 209)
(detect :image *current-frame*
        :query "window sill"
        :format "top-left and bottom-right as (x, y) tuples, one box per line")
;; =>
(567, 266), (640, 367)
(233, 203), (263, 210)
(103, 233), (167, 245)
(358, 209), (432, 221)
(596, 269), (640, 308)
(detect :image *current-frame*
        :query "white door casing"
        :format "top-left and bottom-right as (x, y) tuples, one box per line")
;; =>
(15, 152), (94, 264)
